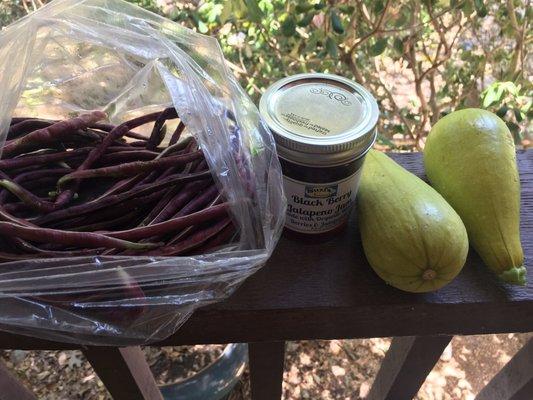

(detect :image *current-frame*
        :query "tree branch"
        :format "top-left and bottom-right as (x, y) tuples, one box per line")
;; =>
(378, 2), (464, 34)
(348, 0), (391, 56)
(428, 70), (440, 124)
(506, 0), (526, 77)
(371, 58), (416, 140)
(418, 20), (463, 83)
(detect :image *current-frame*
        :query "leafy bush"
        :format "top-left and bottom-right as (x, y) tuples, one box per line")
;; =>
(2, 0), (531, 150)
(0, 0), (26, 27)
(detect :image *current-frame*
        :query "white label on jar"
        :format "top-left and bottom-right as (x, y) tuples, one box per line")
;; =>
(283, 170), (362, 234)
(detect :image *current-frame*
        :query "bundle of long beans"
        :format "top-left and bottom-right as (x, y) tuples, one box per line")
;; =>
(0, 107), (237, 262)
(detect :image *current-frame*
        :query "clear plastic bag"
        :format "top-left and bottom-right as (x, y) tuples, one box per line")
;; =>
(0, 0), (285, 345)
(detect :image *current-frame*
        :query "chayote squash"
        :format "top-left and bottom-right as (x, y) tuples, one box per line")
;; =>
(358, 150), (469, 293)
(424, 108), (525, 285)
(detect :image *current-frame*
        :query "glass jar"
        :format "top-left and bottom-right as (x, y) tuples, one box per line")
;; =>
(260, 73), (379, 237)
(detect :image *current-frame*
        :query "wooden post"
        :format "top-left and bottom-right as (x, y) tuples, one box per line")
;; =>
(476, 338), (533, 400)
(0, 359), (37, 400)
(367, 335), (452, 400)
(83, 346), (163, 400)
(248, 341), (286, 400)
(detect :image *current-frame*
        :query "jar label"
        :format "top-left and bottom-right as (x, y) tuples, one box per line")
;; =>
(283, 170), (361, 234)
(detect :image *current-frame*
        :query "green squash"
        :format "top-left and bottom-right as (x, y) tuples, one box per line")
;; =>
(424, 108), (525, 285)
(358, 150), (469, 293)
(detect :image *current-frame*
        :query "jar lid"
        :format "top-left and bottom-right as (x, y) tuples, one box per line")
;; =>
(259, 73), (379, 164)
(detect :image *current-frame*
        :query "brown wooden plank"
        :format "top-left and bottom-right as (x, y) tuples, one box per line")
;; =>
(158, 150), (533, 346)
(508, 381), (533, 400)
(0, 358), (37, 400)
(249, 341), (285, 400)
(82, 346), (162, 400)
(366, 335), (452, 400)
(475, 338), (533, 400)
(0, 151), (530, 350)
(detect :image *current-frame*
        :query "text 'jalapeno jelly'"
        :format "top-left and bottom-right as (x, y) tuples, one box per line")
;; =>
(260, 73), (379, 236)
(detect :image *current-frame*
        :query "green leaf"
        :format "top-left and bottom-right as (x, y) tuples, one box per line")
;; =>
(314, 1), (326, 10)
(325, 36), (338, 58)
(369, 38), (388, 56)
(201, 3), (224, 23)
(330, 10), (345, 34)
(191, 12), (200, 24)
(281, 17), (296, 37)
(462, 0), (474, 14)
(495, 84), (506, 101)
(297, 13), (315, 27)
(474, 0), (488, 16)
(502, 81), (519, 96)
(338, 5), (355, 14)
(220, 0), (248, 22)
(477, 5), (488, 17)
(393, 124), (406, 133)
(393, 10), (409, 27)
(482, 87), (498, 107)
(482, 82), (509, 108)
(393, 37), (404, 54)
(244, 0), (263, 22)
(198, 20), (209, 33)
(374, 0), (385, 14)
(295, 3), (314, 13)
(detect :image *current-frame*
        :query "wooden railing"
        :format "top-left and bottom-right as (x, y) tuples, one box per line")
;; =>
(0, 151), (531, 400)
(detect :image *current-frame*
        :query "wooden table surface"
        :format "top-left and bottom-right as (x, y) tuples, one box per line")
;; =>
(0, 151), (531, 350)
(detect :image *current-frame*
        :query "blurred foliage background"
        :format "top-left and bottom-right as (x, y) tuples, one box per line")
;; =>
(1, 0), (531, 150)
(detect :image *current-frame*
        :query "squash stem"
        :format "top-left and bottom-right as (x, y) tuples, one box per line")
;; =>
(499, 266), (527, 286)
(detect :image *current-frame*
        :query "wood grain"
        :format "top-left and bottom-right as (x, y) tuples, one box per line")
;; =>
(82, 346), (163, 400)
(0, 151), (530, 349)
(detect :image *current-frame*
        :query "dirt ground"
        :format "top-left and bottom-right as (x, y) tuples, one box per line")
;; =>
(1, 332), (531, 399)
